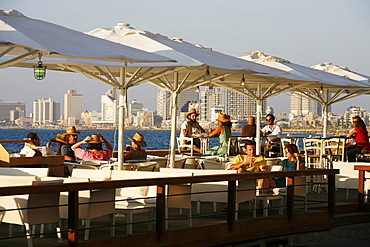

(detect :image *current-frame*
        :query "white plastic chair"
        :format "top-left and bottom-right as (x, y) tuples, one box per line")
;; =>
(0, 179), (63, 247)
(177, 137), (194, 156)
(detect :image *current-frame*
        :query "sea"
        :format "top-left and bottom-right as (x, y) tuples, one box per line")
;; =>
(0, 129), (315, 154)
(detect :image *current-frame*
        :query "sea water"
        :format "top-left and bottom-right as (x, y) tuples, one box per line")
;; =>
(0, 129), (312, 154)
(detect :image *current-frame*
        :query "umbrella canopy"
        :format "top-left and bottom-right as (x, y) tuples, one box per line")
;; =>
(0, 9), (175, 69)
(240, 52), (370, 137)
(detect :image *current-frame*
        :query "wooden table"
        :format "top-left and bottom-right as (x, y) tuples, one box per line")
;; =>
(354, 165), (370, 204)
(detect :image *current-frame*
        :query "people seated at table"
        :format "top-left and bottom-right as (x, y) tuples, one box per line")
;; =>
(272, 143), (305, 187)
(124, 132), (147, 161)
(204, 112), (234, 157)
(262, 114), (282, 157)
(20, 132), (53, 157)
(242, 116), (257, 138)
(180, 108), (205, 153)
(229, 140), (272, 194)
(346, 116), (370, 162)
(72, 133), (113, 161)
(51, 126), (81, 161)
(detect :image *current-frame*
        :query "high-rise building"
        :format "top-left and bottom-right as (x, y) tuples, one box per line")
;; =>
(290, 93), (323, 116)
(200, 86), (223, 121)
(64, 90), (83, 123)
(177, 88), (199, 113)
(33, 98), (60, 125)
(128, 99), (144, 125)
(101, 88), (118, 124)
(156, 88), (171, 121)
(0, 100), (25, 121)
(223, 89), (266, 119)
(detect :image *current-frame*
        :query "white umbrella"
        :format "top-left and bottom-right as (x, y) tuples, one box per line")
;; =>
(87, 23), (323, 162)
(240, 51), (370, 138)
(0, 9), (174, 69)
(310, 62), (370, 136)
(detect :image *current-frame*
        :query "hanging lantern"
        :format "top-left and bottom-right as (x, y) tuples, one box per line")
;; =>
(34, 54), (46, 80)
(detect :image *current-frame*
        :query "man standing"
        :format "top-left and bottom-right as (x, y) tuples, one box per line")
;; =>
(262, 114), (282, 157)
(180, 108), (205, 153)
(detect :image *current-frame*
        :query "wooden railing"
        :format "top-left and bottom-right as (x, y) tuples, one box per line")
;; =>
(0, 169), (339, 247)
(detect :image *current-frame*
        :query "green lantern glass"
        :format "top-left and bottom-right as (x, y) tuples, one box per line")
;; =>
(34, 61), (46, 80)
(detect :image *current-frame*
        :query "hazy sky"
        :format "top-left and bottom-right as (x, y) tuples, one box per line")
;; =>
(1, 0), (369, 116)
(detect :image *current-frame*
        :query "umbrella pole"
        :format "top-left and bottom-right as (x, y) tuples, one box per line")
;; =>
(256, 83), (262, 155)
(322, 90), (329, 138)
(169, 72), (179, 169)
(118, 67), (127, 170)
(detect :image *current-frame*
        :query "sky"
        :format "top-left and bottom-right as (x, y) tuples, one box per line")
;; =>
(1, 0), (370, 116)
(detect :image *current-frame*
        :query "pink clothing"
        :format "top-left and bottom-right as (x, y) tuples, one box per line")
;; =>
(355, 127), (370, 151)
(74, 148), (113, 161)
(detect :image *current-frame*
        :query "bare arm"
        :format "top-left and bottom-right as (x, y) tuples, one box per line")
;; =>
(347, 128), (357, 138)
(71, 136), (91, 151)
(208, 126), (223, 138)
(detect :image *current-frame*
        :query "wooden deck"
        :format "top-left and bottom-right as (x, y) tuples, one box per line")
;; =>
(1, 169), (369, 247)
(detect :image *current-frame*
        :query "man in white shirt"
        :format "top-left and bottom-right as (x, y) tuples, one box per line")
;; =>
(180, 108), (205, 153)
(261, 114), (282, 157)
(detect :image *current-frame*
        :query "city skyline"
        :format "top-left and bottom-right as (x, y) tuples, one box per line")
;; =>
(1, 1), (369, 115)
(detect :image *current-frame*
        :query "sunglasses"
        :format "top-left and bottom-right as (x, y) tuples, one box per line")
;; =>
(266, 119), (273, 121)
(353, 121), (358, 123)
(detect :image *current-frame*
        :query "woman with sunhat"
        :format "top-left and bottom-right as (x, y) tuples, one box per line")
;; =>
(204, 112), (233, 157)
(180, 108), (205, 153)
(124, 132), (147, 161)
(71, 133), (113, 161)
(50, 126), (81, 161)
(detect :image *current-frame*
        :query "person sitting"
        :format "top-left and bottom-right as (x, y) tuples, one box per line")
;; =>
(272, 143), (305, 187)
(229, 140), (273, 194)
(242, 116), (257, 138)
(124, 133), (147, 161)
(262, 114), (282, 157)
(20, 132), (43, 157)
(72, 133), (113, 161)
(51, 126), (81, 161)
(346, 116), (370, 162)
(204, 112), (233, 157)
(180, 108), (205, 153)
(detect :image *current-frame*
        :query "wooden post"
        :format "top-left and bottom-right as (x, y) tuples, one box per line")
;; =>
(156, 184), (166, 241)
(68, 191), (79, 247)
(227, 180), (236, 232)
(327, 174), (336, 217)
(286, 176), (294, 222)
(358, 170), (365, 206)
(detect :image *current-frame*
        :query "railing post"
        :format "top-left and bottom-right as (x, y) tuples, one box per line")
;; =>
(68, 191), (79, 247)
(286, 176), (294, 222)
(156, 184), (166, 241)
(328, 174), (336, 217)
(358, 170), (365, 206)
(227, 180), (236, 231)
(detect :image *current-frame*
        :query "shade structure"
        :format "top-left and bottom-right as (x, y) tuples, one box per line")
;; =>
(0, 9), (175, 70)
(309, 62), (370, 136)
(3, 24), (323, 168)
(239, 51), (370, 138)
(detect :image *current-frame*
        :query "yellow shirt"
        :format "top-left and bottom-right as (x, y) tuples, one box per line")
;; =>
(232, 155), (266, 172)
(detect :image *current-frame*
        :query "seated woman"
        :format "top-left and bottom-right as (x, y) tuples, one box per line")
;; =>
(204, 112), (234, 157)
(346, 116), (370, 162)
(72, 133), (113, 161)
(273, 143), (305, 187)
(124, 133), (147, 161)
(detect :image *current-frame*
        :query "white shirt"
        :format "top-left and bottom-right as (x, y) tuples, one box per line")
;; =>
(262, 124), (282, 141)
(180, 120), (202, 138)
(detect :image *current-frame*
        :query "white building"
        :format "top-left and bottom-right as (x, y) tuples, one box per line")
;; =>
(156, 88), (171, 121)
(200, 86), (222, 122)
(343, 106), (369, 125)
(33, 98), (60, 125)
(223, 89), (265, 120)
(64, 90), (83, 124)
(290, 93), (323, 116)
(101, 88), (118, 125)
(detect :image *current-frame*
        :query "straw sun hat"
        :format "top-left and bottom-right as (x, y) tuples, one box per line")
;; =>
(88, 134), (104, 144)
(186, 108), (199, 117)
(128, 133), (147, 147)
(59, 126), (82, 136)
(216, 112), (231, 122)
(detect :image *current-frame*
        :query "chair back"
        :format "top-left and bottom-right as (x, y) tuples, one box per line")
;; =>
(177, 137), (194, 156)
(303, 138), (325, 168)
